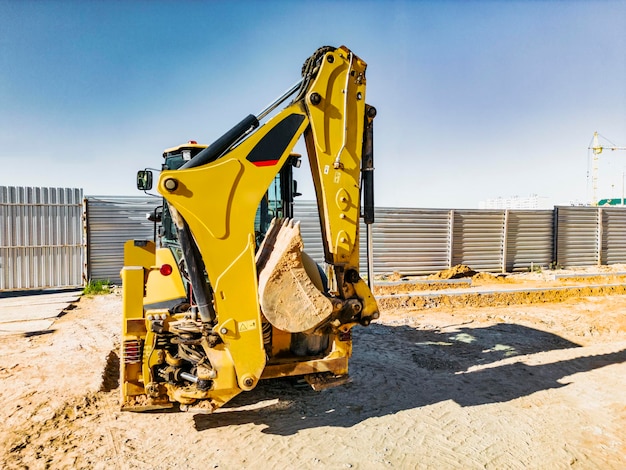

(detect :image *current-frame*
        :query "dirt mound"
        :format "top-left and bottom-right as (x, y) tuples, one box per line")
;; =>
(376, 284), (626, 310)
(471, 272), (507, 283)
(428, 264), (476, 280)
(374, 281), (472, 296)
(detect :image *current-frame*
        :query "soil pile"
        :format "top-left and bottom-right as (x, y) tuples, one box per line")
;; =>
(428, 265), (476, 280)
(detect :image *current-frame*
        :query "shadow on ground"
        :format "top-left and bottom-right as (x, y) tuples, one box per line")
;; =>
(0, 288), (82, 299)
(194, 322), (626, 435)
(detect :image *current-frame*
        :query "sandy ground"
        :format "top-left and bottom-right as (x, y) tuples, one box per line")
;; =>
(1, 268), (625, 469)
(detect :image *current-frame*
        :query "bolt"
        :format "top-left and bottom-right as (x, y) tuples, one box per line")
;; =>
(220, 327), (228, 335)
(367, 106), (377, 119)
(346, 270), (360, 283)
(243, 377), (254, 387)
(309, 92), (321, 105)
(164, 178), (178, 191)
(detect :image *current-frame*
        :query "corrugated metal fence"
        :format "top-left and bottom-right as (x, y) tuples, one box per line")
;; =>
(368, 207), (556, 275)
(85, 196), (162, 283)
(556, 206), (626, 267)
(4, 187), (626, 291)
(0, 186), (84, 290)
(83, 197), (626, 284)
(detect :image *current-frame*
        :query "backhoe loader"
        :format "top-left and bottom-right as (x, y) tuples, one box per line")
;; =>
(121, 45), (379, 412)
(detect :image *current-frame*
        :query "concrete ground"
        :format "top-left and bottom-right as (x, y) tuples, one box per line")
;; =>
(0, 290), (82, 335)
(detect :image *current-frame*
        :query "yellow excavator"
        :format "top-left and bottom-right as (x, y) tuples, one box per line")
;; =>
(120, 45), (379, 412)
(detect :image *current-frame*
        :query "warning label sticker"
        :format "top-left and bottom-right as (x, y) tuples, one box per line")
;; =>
(238, 320), (257, 332)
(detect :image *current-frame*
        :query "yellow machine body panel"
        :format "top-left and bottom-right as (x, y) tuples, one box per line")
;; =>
(145, 247), (187, 307)
(123, 239), (155, 269)
(157, 107), (310, 394)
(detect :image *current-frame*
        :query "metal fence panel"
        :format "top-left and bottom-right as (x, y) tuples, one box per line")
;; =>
(601, 207), (626, 265)
(452, 210), (506, 271)
(370, 207), (451, 275)
(505, 210), (554, 271)
(556, 206), (600, 267)
(0, 186), (84, 291)
(86, 196), (160, 284)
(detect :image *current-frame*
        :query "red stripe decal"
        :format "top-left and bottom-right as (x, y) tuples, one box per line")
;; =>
(252, 160), (279, 167)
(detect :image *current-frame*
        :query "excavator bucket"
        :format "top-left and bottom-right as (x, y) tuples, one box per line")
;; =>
(256, 219), (334, 333)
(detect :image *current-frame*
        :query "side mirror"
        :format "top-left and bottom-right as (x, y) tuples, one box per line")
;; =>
(290, 154), (302, 168)
(137, 170), (153, 191)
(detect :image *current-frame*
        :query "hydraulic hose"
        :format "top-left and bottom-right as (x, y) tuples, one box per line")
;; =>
(181, 114), (259, 169)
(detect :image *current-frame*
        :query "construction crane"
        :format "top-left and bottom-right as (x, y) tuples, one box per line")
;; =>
(589, 131), (626, 205)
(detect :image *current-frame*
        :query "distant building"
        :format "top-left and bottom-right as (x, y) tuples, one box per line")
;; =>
(479, 194), (550, 209)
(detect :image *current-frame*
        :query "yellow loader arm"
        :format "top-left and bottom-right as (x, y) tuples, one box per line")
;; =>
(121, 45), (378, 412)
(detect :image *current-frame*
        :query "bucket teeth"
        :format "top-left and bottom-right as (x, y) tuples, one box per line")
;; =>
(256, 218), (333, 333)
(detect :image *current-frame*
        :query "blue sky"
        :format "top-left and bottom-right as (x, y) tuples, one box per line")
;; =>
(1, 0), (624, 208)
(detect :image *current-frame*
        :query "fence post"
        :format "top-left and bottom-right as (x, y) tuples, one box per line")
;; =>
(447, 209), (454, 268)
(82, 198), (89, 285)
(552, 207), (559, 268)
(597, 207), (603, 266)
(501, 209), (509, 273)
